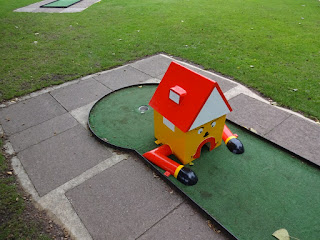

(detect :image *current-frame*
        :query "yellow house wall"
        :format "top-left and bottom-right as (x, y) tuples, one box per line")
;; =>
(154, 111), (187, 163)
(185, 115), (226, 164)
(154, 111), (226, 165)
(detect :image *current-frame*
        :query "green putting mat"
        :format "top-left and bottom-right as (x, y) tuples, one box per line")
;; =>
(89, 84), (320, 240)
(41, 0), (81, 8)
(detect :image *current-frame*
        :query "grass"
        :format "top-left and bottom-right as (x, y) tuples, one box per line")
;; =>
(0, 0), (319, 120)
(0, 0), (319, 236)
(0, 139), (52, 239)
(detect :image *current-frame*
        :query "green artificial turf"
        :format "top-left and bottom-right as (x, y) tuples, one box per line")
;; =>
(0, 0), (319, 119)
(89, 85), (320, 240)
(41, 0), (81, 8)
(89, 85), (157, 150)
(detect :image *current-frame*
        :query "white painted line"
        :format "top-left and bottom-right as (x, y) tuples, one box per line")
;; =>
(14, 8), (37, 12)
(0, 125), (4, 138)
(38, 193), (93, 240)
(53, 152), (129, 193)
(3, 141), (15, 155)
(224, 85), (269, 103)
(30, 87), (56, 98)
(273, 105), (318, 124)
(223, 85), (317, 124)
(12, 152), (129, 240)
(81, 73), (99, 81)
(11, 156), (40, 201)
(60, 8), (86, 13)
(142, 78), (160, 84)
(1, 80), (81, 107)
(70, 101), (97, 128)
(38, 153), (129, 239)
(50, 80), (80, 91)
(93, 64), (128, 77)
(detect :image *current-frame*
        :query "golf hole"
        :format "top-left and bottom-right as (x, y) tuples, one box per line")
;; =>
(138, 105), (149, 113)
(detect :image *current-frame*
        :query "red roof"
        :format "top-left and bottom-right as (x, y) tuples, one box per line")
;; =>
(149, 62), (232, 132)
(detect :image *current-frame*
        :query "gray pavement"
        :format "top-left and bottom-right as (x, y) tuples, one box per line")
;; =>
(1, 54), (319, 240)
(14, 0), (100, 13)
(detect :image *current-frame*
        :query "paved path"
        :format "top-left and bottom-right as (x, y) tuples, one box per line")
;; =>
(14, 0), (99, 13)
(0, 54), (319, 240)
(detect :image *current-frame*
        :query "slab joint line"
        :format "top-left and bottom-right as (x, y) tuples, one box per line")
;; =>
(10, 152), (129, 240)
(135, 201), (186, 240)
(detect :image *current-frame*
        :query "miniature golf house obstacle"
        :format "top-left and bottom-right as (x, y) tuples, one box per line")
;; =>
(143, 62), (244, 186)
(87, 72), (320, 239)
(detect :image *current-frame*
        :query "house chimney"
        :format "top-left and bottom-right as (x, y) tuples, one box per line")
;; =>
(169, 85), (186, 104)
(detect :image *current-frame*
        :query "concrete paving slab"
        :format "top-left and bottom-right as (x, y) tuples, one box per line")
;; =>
(0, 93), (66, 135)
(32, 8), (61, 13)
(130, 54), (174, 78)
(50, 79), (111, 111)
(60, 8), (85, 13)
(265, 115), (320, 165)
(66, 157), (184, 240)
(131, 55), (237, 93)
(14, 7), (37, 12)
(69, 0), (98, 7)
(70, 101), (96, 128)
(11, 152), (128, 239)
(3, 141), (14, 156)
(179, 63), (237, 93)
(14, 0), (100, 13)
(18, 125), (112, 196)
(93, 65), (152, 90)
(227, 94), (291, 135)
(138, 202), (230, 240)
(0, 125), (3, 138)
(9, 113), (78, 152)
(142, 78), (161, 84)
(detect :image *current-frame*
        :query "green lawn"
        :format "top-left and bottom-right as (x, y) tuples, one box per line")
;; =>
(0, 0), (319, 119)
(0, 139), (52, 239)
